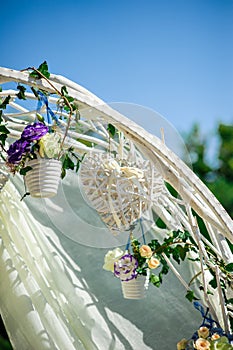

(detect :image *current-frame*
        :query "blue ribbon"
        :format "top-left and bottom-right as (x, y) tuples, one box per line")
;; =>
(192, 302), (231, 339)
(37, 91), (59, 124)
(125, 218), (149, 251)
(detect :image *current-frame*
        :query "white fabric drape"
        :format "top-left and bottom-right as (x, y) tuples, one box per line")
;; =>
(0, 175), (201, 350)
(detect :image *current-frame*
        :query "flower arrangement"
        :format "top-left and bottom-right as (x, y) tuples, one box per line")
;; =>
(6, 122), (60, 173)
(177, 303), (233, 350)
(0, 62), (85, 197)
(103, 229), (199, 296)
(103, 238), (161, 286)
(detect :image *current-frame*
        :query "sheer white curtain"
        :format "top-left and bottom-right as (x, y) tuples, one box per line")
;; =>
(0, 174), (200, 350)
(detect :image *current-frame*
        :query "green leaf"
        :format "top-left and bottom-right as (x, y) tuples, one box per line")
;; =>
(20, 166), (32, 175)
(0, 86), (2, 92)
(61, 168), (66, 179)
(36, 113), (45, 122)
(0, 125), (10, 134)
(77, 138), (93, 148)
(0, 133), (8, 145)
(62, 155), (75, 171)
(0, 95), (11, 109)
(16, 84), (27, 100)
(61, 86), (68, 95)
(107, 123), (116, 138)
(209, 276), (217, 289)
(225, 263), (233, 272)
(172, 248), (180, 264)
(177, 245), (187, 261)
(185, 290), (199, 302)
(150, 274), (160, 287)
(29, 61), (50, 79)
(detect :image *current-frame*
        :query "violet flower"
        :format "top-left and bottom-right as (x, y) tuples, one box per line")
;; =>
(21, 122), (48, 142)
(7, 139), (31, 164)
(114, 254), (138, 281)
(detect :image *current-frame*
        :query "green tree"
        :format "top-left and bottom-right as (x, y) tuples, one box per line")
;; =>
(184, 123), (233, 218)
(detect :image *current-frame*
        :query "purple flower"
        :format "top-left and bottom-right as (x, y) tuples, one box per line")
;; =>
(21, 122), (48, 142)
(114, 254), (138, 281)
(7, 139), (31, 164)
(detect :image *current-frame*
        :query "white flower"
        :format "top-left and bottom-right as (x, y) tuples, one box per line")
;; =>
(39, 133), (61, 159)
(103, 248), (124, 272)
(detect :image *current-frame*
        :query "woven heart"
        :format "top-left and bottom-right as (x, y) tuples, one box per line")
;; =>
(79, 153), (164, 234)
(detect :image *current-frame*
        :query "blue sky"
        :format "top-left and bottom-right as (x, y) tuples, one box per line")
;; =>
(1, 0), (233, 136)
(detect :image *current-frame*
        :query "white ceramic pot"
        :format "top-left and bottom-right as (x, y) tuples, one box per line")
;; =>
(25, 158), (61, 198)
(121, 275), (147, 299)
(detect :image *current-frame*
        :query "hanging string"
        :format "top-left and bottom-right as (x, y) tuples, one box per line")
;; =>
(125, 232), (132, 251)
(139, 218), (146, 245)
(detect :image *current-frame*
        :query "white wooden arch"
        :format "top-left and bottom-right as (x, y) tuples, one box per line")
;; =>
(0, 66), (232, 349)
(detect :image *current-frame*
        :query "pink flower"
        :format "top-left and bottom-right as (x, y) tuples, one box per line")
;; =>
(139, 245), (152, 258)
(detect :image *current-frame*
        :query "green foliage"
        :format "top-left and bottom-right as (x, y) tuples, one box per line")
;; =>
(184, 123), (233, 218)
(0, 335), (13, 350)
(0, 95), (11, 110)
(107, 123), (116, 138)
(16, 84), (27, 100)
(19, 166), (32, 176)
(29, 61), (50, 79)
(185, 290), (199, 302)
(60, 85), (77, 112)
(0, 95), (10, 148)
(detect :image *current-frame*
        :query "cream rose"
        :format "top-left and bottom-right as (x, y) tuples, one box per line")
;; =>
(103, 248), (124, 272)
(177, 338), (187, 350)
(195, 338), (210, 350)
(211, 333), (220, 341)
(198, 326), (209, 339)
(39, 133), (61, 159)
(139, 245), (152, 258)
(148, 257), (160, 269)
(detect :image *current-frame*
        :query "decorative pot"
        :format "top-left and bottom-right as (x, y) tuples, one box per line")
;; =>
(121, 275), (147, 299)
(25, 158), (61, 198)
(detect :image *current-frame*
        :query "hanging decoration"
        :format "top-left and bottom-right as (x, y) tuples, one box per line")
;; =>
(79, 150), (164, 234)
(0, 62), (85, 198)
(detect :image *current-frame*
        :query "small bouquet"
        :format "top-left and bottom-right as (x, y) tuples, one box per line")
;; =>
(103, 236), (161, 298)
(177, 303), (233, 350)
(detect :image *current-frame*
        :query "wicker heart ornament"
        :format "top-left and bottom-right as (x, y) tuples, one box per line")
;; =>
(79, 153), (164, 234)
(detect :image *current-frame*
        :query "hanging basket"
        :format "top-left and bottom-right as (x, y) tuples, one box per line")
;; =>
(121, 275), (147, 299)
(25, 158), (61, 198)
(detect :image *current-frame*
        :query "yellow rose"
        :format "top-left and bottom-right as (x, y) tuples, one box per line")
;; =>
(195, 338), (210, 350)
(139, 245), (152, 258)
(148, 257), (160, 269)
(177, 338), (187, 350)
(198, 327), (209, 339)
(211, 333), (220, 341)
(103, 248), (124, 272)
